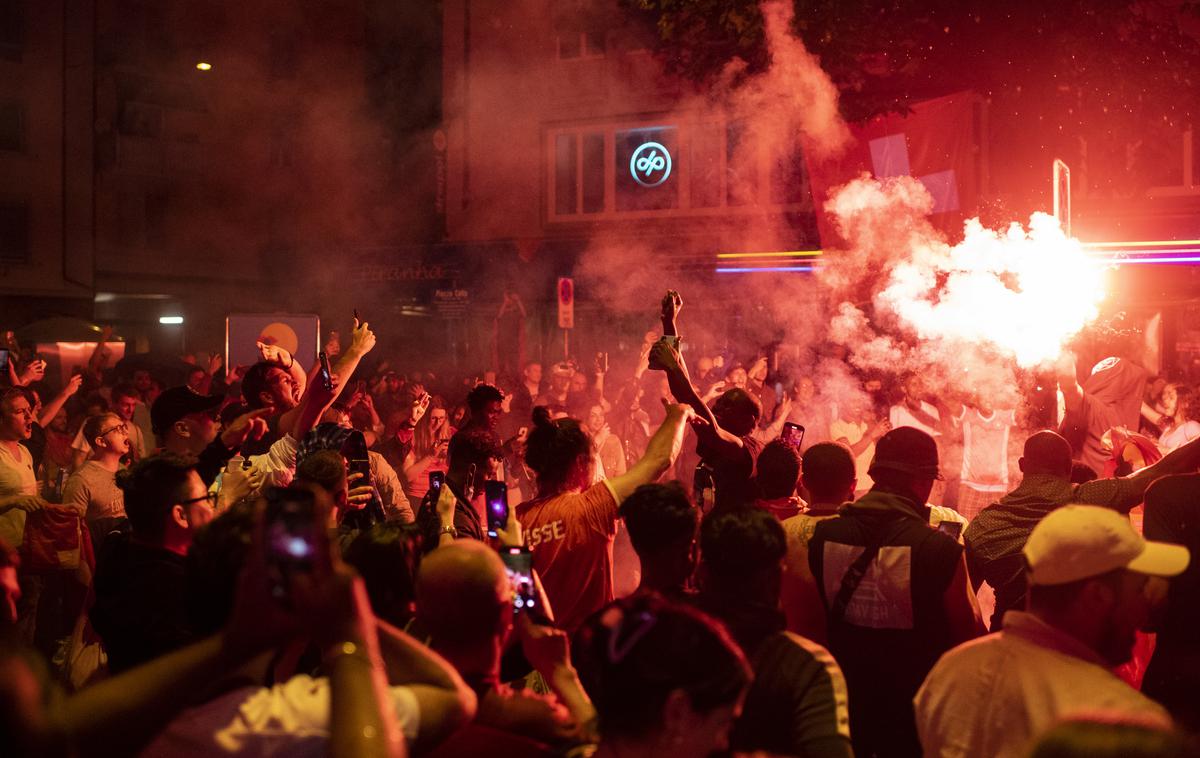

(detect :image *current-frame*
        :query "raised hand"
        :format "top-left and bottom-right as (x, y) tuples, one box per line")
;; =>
(661, 289), (683, 322)
(220, 408), (272, 449)
(347, 319), (376, 358)
(256, 342), (293, 368)
(17, 359), (46, 387)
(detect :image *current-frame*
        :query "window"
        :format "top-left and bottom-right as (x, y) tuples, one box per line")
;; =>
(0, 101), (24, 152)
(0, 199), (29, 264)
(725, 121), (755, 206)
(548, 119), (811, 220)
(615, 126), (678, 211)
(554, 133), (577, 214)
(689, 123), (723, 208)
(0, 0), (23, 62)
(553, 131), (606, 215)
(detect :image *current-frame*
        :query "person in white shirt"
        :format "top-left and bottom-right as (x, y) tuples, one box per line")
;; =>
(915, 505), (1189, 758)
(951, 402), (1016, 520)
(888, 374), (942, 438)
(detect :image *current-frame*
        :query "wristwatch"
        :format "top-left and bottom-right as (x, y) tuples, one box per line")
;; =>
(439, 524), (458, 538)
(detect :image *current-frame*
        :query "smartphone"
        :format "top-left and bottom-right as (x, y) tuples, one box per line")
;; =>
(264, 486), (320, 604)
(937, 520), (964, 539)
(318, 351), (333, 392)
(0, 349), (8, 372)
(500, 546), (537, 614)
(485, 480), (508, 538)
(782, 422), (806, 449)
(429, 470), (445, 499)
(340, 430), (384, 528)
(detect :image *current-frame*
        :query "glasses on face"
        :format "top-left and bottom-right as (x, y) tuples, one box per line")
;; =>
(178, 492), (218, 508)
(99, 422), (129, 436)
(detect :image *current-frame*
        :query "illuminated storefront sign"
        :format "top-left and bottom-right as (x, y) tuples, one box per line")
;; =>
(629, 141), (672, 187)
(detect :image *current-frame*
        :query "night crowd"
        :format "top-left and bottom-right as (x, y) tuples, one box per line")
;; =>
(1, 290), (1199, 758)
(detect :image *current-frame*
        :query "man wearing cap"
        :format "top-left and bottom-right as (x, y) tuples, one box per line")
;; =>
(152, 387), (269, 485)
(915, 505), (1186, 758)
(807, 426), (985, 758)
(965, 429), (1200, 629)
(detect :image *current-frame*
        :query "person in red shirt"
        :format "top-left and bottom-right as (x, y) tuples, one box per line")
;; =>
(516, 402), (692, 633)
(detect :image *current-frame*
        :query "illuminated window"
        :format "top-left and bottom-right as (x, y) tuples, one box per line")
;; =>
(616, 126), (678, 211)
(547, 119), (812, 220)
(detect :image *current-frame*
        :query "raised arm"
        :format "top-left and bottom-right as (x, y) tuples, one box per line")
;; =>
(39, 374), (83, 427)
(606, 403), (692, 502)
(374, 618), (477, 753)
(1055, 351), (1084, 413)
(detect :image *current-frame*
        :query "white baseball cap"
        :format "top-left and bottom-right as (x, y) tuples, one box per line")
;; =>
(1024, 505), (1190, 586)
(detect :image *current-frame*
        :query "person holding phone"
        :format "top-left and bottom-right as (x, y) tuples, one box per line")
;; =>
(415, 428), (504, 551)
(414, 540), (598, 751)
(401, 397), (454, 502)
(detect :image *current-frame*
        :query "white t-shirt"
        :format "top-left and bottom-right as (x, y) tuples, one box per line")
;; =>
(141, 674), (421, 757)
(915, 611), (1170, 758)
(956, 408), (1015, 491)
(1160, 420), (1200, 452)
(0, 442), (37, 547)
(889, 402), (941, 437)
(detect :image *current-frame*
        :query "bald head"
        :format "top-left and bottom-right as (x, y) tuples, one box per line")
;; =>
(1020, 430), (1073, 479)
(416, 541), (510, 647)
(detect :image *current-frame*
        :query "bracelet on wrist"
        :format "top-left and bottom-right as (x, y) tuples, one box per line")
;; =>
(325, 639), (373, 667)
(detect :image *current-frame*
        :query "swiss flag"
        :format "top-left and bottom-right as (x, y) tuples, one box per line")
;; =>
(805, 92), (981, 247)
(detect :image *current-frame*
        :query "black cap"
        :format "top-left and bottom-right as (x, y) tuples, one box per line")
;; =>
(868, 426), (942, 480)
(151, 386), (223, 437)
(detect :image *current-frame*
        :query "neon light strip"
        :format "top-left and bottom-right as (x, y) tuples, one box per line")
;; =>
(1107, 256), (1200, 265)
(715, 266), (816, 273)
(1083, 239), (1200, 249)
(1091, 248), (1200, 257)
(716, 250), (824, 259)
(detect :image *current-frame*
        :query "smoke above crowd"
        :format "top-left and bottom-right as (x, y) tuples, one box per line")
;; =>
(577, 1), (1108, 420)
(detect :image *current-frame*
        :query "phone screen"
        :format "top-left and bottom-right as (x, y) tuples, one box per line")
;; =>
(485, 480), (508, 538)
(429, 470), (445, 498)
(937, 520), (964, 539)
(264, 486), (319, 603)
(0, 349), (8, 371)
(782, 422), (806, 449)
(501, 547), (537, 614)
(318, 351), (333, 392)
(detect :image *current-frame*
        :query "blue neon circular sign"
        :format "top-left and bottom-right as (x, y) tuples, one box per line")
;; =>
(630, 141), (672, 188)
